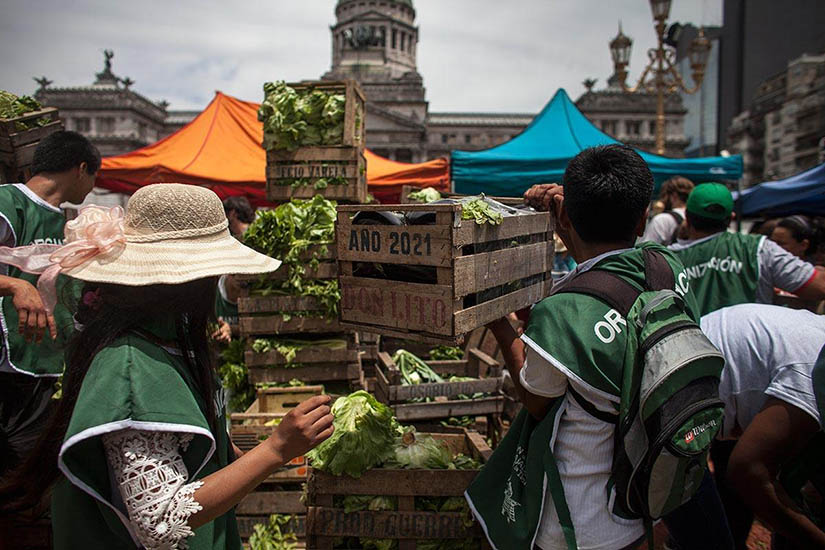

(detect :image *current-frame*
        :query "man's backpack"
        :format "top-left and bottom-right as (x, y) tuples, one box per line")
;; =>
(550, 248), (725, 545)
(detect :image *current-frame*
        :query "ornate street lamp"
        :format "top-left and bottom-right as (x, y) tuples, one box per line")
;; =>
(610, 0), (710, 155)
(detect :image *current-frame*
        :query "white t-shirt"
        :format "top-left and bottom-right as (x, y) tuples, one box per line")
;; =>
(639, 207), (685, 245)
(520, 249), (644, 550)
(700, 303), (825, 439)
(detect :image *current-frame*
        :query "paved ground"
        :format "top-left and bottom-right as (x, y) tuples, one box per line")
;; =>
(641, 521), (772, 549)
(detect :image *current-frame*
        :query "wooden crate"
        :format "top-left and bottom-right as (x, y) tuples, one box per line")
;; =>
(374, 348), (504, 422)
(266, 147), (367, 203)
(237, 246), (341, 337)
(246, 341), (362, 386)
(306, 430), (492, 550)
(231, 386), (325, 540)
(336, 203), (554, 344)
(264, 80), (367, 204)
(0, 107), (63, 184)
(239, 295), (344, 337)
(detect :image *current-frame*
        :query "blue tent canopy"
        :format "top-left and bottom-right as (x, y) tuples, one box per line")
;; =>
(451, 89), (743, 196)
(734, 163), (825, 217)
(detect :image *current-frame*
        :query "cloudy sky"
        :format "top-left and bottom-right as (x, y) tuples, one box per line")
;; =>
(3, 0), (721, 113)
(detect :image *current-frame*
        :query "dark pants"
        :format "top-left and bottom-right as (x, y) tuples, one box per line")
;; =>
(0, 372), (56, 477)
(710, 440), (754, 550)
(662, 468), (735, 550)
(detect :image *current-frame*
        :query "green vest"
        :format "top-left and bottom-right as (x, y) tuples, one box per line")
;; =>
(0, 184), (75, 376)
(466, 243), (698, 548)
(671, 232), (762, 317)
(52, 320), (240, 550)
(525, 243), (699, 396)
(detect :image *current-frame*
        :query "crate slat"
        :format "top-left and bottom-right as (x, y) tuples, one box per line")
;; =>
(248, 362), (361, 385)
(240, 315), (342, 335)
(237, 490), (306, 515)
(245, 346), (358, 367)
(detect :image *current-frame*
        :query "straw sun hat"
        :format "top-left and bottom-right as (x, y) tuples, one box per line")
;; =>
(0, 183), (281, 315)
(64, 184), (281, 285)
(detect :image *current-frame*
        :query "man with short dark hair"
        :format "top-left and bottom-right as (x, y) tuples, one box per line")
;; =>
(0, 130), (99, 475)
(476, 145), (718, 550)
(223, 196), (254, 238)
(670, 183), (825, 316)
(639, 175), (694, 245)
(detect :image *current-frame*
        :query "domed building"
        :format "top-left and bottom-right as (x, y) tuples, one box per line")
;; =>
(323, 0), (532, 163)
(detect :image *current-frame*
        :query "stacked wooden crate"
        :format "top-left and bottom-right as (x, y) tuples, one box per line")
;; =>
(0, 107), (63, 184)
(231, 386), (324, 542)
(265, 80), (367, 204)
(374, 347), (505, 443)
(336, 203), (555, 344)
(306, 430), (493, 550)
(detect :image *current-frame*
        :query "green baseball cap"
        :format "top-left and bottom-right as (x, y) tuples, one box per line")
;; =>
(686, 183), (733, 220)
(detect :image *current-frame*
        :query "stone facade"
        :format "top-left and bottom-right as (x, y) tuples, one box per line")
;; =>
(727, 52), (825, 187)
(576, 76), (689, 158)
(34, 52), (170, 157)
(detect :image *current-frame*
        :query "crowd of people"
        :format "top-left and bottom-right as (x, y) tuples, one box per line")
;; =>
(0, 132), (823, 550)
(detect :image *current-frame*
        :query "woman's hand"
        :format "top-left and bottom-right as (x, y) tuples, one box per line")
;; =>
(266, 395), (334, 464)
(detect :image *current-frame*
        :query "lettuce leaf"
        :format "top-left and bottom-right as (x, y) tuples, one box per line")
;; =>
(306, 391), (398, 478)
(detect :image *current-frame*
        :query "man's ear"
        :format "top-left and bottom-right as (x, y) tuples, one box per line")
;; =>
(77, 162), (88, 178)
(634, 206), (650, 237)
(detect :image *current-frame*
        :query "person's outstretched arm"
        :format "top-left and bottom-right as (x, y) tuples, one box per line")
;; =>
(727, 397), (825, 548)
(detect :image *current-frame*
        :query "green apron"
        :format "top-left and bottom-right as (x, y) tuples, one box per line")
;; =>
(671, 232), (762, 316)
(52, 319), (240, 550)
(0, 183), (76, 376)
(466, 244), (698, 549)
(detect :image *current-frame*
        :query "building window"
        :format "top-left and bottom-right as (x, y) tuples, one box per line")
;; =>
(97, 117), (115, 134)
(465, 135), (472, 144)
(400, 32), (406, 52)
(392, 29), (397, 49)
(441, 134), (448, 144)
(396, 149), (413, 163)
(602, 120), (617, 135)
(74, 117), (91, 133)
(138, 123), (147, 141)
(626, 120), (641, 136)
(379, 27), (386, 47)
(648, 120), (656, 135)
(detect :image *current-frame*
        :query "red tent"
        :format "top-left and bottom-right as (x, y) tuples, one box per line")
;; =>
(97, 92), (449, 204)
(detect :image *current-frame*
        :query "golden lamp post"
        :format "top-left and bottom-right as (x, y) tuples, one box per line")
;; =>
(610, 0), (712, 155)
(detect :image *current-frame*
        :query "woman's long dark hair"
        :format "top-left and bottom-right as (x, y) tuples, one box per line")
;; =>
(0, 277), (218, 513)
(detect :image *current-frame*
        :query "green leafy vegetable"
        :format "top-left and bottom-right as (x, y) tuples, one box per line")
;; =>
(243, 196), (340, 318)
(393, 349), (445, 386)
(407, 187), (442, 203)
(248, 514), (298, 550)
(258, 81), (346, 151)
(428, 345), (463, 361)
(461, 199), (503, 225)
(0, 91), (49, 130)
(217, 340), (254, 412)
(384, 428), (452, 470)
(306, 391), (399, 478)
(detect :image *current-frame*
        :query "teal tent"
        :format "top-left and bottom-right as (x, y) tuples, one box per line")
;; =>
(451, 89), (743, 196)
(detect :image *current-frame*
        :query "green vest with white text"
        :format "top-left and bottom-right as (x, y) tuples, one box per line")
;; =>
(672, 232), (762, 316)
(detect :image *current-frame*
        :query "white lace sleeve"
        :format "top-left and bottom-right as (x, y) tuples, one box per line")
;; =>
(102, 429), (205, 550)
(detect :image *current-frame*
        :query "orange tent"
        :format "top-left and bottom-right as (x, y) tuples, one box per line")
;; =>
(97, 91), (449, 204)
